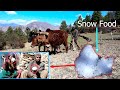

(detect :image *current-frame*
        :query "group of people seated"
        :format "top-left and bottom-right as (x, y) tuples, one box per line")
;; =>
(0, 53), (48, 79)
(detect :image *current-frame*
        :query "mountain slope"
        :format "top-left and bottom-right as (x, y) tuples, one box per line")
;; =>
(26, 21), (59, 31)
(0, 21), (60, 32)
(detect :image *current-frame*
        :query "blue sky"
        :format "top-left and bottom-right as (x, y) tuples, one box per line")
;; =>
(0, 11), (108, 26)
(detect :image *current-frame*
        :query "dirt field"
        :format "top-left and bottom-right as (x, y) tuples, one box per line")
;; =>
(1, 33), (120, 79)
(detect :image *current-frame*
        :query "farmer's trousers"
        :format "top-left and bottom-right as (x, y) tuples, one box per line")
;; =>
(70, 38), (80, 50)
(20, 70), (48, 78)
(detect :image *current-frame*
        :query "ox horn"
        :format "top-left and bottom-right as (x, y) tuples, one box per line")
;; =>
(39, 32), (49, 35)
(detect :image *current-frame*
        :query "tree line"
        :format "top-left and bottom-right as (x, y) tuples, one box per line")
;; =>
(0, 26), (36, 50)
(60, 11), (120, 33)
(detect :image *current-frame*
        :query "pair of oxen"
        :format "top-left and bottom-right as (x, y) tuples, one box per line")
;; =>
(28, 29), (92, 54)
(28, 29), (68, 54)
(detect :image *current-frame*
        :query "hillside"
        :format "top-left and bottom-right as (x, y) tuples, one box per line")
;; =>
(0, 21), (60, 31)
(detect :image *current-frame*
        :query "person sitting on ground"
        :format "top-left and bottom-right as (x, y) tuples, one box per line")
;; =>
(1, 54), (18, 78)
(20, 54), (48, 78)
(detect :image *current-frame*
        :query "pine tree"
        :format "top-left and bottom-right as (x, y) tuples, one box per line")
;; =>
(0, 30), (6, 50)
(104, 11), (115, 22)
(6, 26), (13, 35)
(84, 15), (91, 22)
(25, 27), (31, 38)
(14, 27), (27, 43)
(115, 11), (120, 25)
(14, 27), (24, 36)
(5, 26), (14, 42)
(91, 11), (103, 24)
(60, 20), (67, 30)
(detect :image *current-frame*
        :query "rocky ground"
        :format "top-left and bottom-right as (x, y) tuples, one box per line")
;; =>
(50, 50), (80, 79)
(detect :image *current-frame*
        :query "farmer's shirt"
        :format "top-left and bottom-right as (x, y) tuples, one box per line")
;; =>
(71, 29), (78, 39)
(28, 60), (45, 74)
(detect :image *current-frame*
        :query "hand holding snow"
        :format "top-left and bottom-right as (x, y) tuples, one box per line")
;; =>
(75, 45), (114, 78)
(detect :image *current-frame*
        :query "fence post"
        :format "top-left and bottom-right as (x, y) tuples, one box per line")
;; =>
(111, 31), (113, 40)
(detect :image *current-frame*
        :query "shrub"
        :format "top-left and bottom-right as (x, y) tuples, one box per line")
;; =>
(5, 32), (25, 49)
(0, 30), (6, 50)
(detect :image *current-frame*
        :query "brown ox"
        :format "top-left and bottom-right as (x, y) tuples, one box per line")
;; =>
(31, 33), (50, 52)
(28, 31), (49, 52)
(31, 29), (68, 54)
